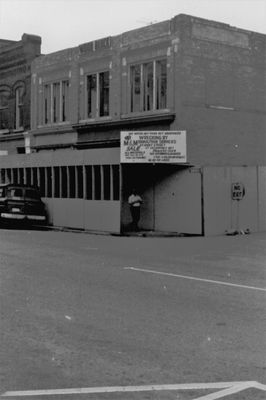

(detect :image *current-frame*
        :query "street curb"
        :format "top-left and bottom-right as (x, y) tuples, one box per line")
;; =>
(42, 225), (200, 238)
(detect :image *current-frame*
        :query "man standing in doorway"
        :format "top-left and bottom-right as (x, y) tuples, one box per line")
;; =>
(128, 188), (143, 231)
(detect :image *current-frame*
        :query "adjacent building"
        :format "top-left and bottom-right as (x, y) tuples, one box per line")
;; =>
(0, 34), (41, 154)
(0, 15), (265, 235)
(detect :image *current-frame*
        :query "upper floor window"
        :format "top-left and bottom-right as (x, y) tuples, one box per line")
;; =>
(43, 80), (69, 125)
(15, 86), (24, 130)
(86, 71), (109, 118)
(130, 59), (167, 113)
(0, 90), (10, 130)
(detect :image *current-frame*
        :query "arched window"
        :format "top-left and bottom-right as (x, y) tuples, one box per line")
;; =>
(15, 85), (24, 129)
(0, 89), (10, 130)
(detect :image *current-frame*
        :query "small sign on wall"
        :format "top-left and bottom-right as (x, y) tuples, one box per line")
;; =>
(231, 182), (245, 200)
(120, 131), (187, 164)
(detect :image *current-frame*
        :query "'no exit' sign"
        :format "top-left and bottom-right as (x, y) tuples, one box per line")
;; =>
(232, 182), (245, 200)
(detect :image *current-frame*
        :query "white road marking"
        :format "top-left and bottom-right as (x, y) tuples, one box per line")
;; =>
(193, 382), (254, 400)
(125, 267), (266, 292)
(1, 381), (265, 397)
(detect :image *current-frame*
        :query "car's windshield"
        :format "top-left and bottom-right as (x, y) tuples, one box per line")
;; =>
(24, 189), (40, 200)
(8, 188), (23, 198)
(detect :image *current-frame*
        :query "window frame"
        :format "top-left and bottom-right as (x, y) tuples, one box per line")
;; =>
(0, 88), (10, 131)
(14, 85), (25, 130)
(43, 80), (70, 126)
(85, 70), (110, 119)
(129, 58), (167, 114)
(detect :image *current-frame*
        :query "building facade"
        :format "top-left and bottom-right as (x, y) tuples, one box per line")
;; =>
(0, 15), (265, 235)
(0, 34), (41, 154)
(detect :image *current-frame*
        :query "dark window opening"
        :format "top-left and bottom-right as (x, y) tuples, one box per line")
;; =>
(19, 168), (24, 184)
(54, 167), (60, 198)
(15, 86), (24, 129)
(61, 166), (68, 198)
(85, 166), (92, 199)
(53, 83), (60, 123)
(112, 165), (120, 200)
(99, 71), (109, 117)
(26, 168), (31, 185)
(77, 166), (83, 199)
(6, 168), (11, 183)
(156, 60), (167, 109)
(13, 169), (18, 184)
(130, 65), (141, 112)
(46, 167), (52, 198)
(62, 81), (69, 122)
(39, 168), (45, 197)
(143, 62), (153, 111)
(94, 165), (101, 200)
(69, 166), (76, 198)
(44, 85), (51, 124)
(0, 90), (10, 130)
(32, 168), (38, 187)
(87, 74), (97, 118)
(103, 165), (110, 200)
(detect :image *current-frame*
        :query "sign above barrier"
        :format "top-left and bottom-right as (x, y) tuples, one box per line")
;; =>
(120, 131), (187, 164)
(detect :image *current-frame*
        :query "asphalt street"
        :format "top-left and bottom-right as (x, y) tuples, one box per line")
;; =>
(0, 228), (265, 399)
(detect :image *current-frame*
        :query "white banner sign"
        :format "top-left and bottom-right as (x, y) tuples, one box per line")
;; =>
(120, 131), (187, 164)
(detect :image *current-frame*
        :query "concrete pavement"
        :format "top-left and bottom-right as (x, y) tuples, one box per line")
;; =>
(0, 228), (265, 398)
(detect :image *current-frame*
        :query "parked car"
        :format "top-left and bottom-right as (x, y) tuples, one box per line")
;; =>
(0, 183), (47, 226)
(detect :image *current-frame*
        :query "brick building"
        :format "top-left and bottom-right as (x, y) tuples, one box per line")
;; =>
(0, 34), (41, 154)
(0, 15), (265, 235)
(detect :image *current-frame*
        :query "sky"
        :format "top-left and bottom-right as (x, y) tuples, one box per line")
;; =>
(0, 0), (265, 54)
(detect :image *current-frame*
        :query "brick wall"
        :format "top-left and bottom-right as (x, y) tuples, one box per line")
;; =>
(0, 34), (41, 154)
(174, 15), (266, 166)
(30, 14), (266, 166)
